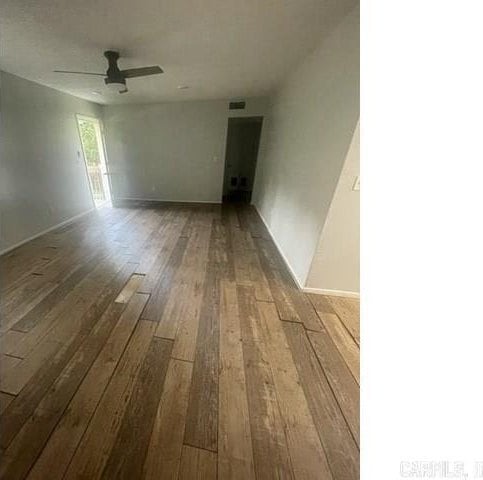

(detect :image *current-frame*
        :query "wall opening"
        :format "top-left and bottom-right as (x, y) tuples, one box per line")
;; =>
(222, 116), (263, 204)
(76, 115), (112, 207)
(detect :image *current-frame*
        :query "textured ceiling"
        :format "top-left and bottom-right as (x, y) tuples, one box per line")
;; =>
(0, 0), (356, 105)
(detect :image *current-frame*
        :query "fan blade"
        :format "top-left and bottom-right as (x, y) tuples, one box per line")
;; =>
(120, 66), (163, 78)
(54, 70), (105, 76)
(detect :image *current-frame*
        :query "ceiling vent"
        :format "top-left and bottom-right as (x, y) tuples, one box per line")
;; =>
(229, 101), (246, 110)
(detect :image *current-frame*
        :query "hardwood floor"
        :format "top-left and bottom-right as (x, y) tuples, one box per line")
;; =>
(0, 203), (359, 480)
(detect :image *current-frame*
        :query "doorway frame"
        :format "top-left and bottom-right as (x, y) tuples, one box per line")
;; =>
(221, 115), (264, 204)
(75, 114), (112, 207)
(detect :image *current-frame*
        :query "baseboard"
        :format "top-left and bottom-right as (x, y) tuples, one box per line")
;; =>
(253, 204), (360, 299)
(0, 207), (96, 256)
(252, 204), (304, 290)
(113, 197), (221, 208)
(302, 287), (360, 299)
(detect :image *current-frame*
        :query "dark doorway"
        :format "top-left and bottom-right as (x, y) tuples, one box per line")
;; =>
(222, 116), (263, 203)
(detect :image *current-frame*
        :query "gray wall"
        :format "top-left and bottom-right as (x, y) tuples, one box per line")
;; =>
(102, 98), (267, 203)
(0, 71), (102, 252)
(306, 122), (360, 294)
(253, 5), (359, 287)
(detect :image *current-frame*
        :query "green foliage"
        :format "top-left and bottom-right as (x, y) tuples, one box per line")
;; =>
(79, 120), (100, 166)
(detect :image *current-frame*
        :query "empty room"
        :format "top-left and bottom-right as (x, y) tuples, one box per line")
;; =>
(0, 0), (360, 479)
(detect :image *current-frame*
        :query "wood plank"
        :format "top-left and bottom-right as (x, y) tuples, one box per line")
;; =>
(310, 293), (360, 343)
(0, 392), (15, 414)
(0, 331), (25, 356)
(269, 274), (301, 322)
(316, 311), (359, 384)
(183, 262), (219, 451)
(31, 245), (104, 284)
(234, 204), (250, 232)
(27, 293), (149, 480)
(0, 354), (21, 381)
(0, 277), (58, 333)
(51, 260), (136, 341)
(178, 445), (217, 480)
(101, 337), (172, 479)
(231, 228), (255, 255)
(137, 221), (187, 294)
(134, 227), (165, 274)
(231, 246), (252, 303)
(308, 329), (360, 446)
(244, 206), (271, 239)
(0, 339), (60, 395)
(307, 293), (335, 315)
(236, 285), (294, 479)
(287, 288), (323, 331)
(326, 296), (360, 345)
(253, 237), (283, 271)
(227, 204), (240, 230)
(1, 260), (136, 398)
(257, 301), (332, 479)
(0, 301), (128, 480)
(140, 236), (189, 320)
(210, 219), (235, 282)
(143, 359), (193, 480)
(168, 278), (204, 361)
(284, 321), (359, 479)
(4, 253), (129, 358)
(255, 237), (322, 330)
(255, 247), (300, 323)
(133, 212), (173, 274)
(10, 254), (106, 333)
(63, 318), (156, 480)
(155, 225), (211, 346)
(179, 208), (195, 238)
(114, 273), (144, 303)
(0, 328), (87, 449)
(0, 326), (57, 366)
(218, 281), (256, 480)
(0, 253), (52, 292)
(247, 249), (273, 302)
(114, 209), (158, 256)
(233, 241), (272, 302)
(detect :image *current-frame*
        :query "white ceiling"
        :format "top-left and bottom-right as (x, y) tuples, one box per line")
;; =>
(0, 0), (356, 105)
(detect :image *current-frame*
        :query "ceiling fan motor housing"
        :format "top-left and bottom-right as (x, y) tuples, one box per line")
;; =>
(104, 50), (126, 86)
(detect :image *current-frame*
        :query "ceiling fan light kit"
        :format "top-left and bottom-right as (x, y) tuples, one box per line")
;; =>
(106, 81), (126, 93)
(54, 50), (163, 94)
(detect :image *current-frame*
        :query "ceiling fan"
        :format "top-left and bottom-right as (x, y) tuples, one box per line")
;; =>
(54, 50), (163, 94)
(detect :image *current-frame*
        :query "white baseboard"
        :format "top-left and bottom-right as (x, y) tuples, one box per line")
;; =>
(253, 204), (360, 299)
(114, 197), (221, 205)
(303, 287), (360, 299)
(252, 204), (304, 290)
(0, 208), (96, 256)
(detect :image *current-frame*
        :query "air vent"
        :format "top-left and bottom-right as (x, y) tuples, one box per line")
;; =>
(229, 101), (246, 110)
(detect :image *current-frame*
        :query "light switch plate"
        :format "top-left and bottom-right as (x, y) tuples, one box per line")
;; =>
(352, 176), (360, 191)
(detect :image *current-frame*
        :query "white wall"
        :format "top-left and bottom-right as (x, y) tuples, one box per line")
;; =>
(102, 97), (267, 203)
(0, 71), (102, 253)
(306, 122), (359, 294)
(252, 5), (359, 287)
